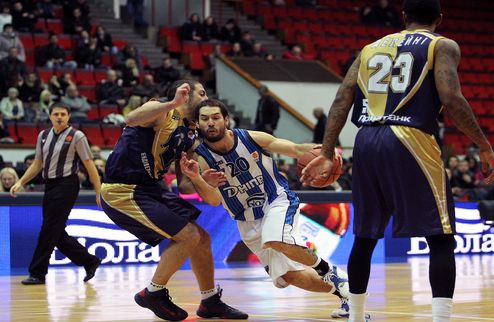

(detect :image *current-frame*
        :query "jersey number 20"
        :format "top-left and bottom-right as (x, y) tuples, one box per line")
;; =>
(367, 52), (414, 94)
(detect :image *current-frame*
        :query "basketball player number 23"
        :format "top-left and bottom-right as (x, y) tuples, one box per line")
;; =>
(367, 53), (414, 93)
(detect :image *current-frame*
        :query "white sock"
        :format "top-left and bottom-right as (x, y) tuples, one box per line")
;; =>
(147, 281), (166, 292)
(348, 292), (367, 322)
(432, 297), (453, 322)
(201, 287), (217, 300)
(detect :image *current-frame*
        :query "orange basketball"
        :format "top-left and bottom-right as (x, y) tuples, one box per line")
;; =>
(297, 147), (343, 188)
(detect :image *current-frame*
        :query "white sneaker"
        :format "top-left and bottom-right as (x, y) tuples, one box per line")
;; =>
(323, 265), (349, 298)
(330, 297), (371, 320)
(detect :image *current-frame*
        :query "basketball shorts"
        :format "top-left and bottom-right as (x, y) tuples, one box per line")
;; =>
(101, 183), (201, 246)
(237, 194), (306, 288)
(352, 125), (455, 239)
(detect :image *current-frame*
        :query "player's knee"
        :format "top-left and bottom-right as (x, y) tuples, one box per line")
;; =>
(264, 241), (285, 252)
(174, 223), (201, 246)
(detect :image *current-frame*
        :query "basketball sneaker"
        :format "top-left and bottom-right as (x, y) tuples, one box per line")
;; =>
(323, 265), (350, 299)
(196, 286), (248, 319)
(330, 297), (371, 320)
(134, 287), (188, 321)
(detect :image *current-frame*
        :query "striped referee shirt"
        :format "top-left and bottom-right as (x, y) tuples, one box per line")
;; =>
(35, 126), (93, 179)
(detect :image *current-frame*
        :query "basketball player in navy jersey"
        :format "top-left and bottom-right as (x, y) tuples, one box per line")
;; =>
(100, 81), (247, 321)
(179, 98), (360, 319)
(301, 1), (494, 321)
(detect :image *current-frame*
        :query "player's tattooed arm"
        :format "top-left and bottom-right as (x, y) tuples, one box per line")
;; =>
(435, 38), (491, 152)
(320, 55), (360, 159)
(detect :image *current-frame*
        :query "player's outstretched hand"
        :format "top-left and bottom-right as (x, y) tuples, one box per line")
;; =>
(9, 182), (22, 197)
(180, 152), (199, 179)
(172, 83), (190, 107)
(202, 169), (227, 187)
(480, 148), (494, 184)
(300, 155), (332, 187)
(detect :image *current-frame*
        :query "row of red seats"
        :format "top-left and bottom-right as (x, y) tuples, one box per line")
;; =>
(36, 67), (108, 86)
(6, 122), (123, 147)
(19, 32), (128, 52)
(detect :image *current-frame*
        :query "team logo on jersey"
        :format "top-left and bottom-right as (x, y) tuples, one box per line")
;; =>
(251, 151), (259, 161)
(246, 192), (265, 208)
(65, 135), (73, 142)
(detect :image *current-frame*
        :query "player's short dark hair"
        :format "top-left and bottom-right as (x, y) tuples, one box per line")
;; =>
(49, 102), (71, 115)
(194, 99), (229, 121)
(403, 0), (441, 25)
(166, 79), (201, 101)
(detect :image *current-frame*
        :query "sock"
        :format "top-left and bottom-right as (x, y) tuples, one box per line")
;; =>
(200, 287), (217, 300)
(432, 297), (453, 322)
(311, 257), (329, 276)
(348, 292), (367, 322)
(147, 281), (166, 292)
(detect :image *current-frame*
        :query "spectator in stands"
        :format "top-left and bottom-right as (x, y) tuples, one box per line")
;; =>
(0, 24), (25, 62)
(127, 0), (148, 29)
(122, 95), (142, 118)
(153, 57), (180, 88)
(221, 18), (241, 44)
(0, 111), (14, 143)
(48, 73), (75, 100)
(0, 87), (24, 121)
(312, 107), (327, 144)
(251, 42), (267, 58)
(132, 74), (160, 100)
(0, 167), (21, 192)
(277, 159), (301, 190)
(341, 50), (360, 76)
(447, 155), (459, 175)
(64, 0), (90, 20)
(282, 45), (308, 60)
(94, 157), (105, 179)
(227, 42), (243, 57)
(254, 85), (279, 135)
(202, 16), (220, 42)
(19, 73), (43, 103)
(11, 1), (38, 32)
(119, 58), (139, 87)
(75, 35), (102, 69)
(61, 85), (91, 121)
(295, 0), (316, 7)
(37, 0), (55, 19)
(240, 31), (255, 56)
(64, 7), (90, 34)
(15, 153), (43, 186)
(0, 46), (26, 94)
(452, 159), (476, 190)
(0, 5), (12, 33)
(338, 162), (353, 191)
(35, 89), (53, 122)
(181, 13), (203, 42)
(370, 0), (400, 27)
(37, 34), (77, 69)
(90, 145), (103, 160)
(97, 69), (126, 106)
(116, 44), (141, 69)
(94, 26), (116, 54)
(360, 5), (377, 25)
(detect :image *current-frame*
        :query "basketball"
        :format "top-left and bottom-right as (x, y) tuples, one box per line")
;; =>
(297, 147), (343, 188)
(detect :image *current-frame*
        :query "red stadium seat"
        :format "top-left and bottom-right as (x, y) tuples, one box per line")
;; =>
(102, 124), (123, 146)
(34, 33), (50, 47)
(34, 19), (46, 32)
(182, 41), (201, 53)
(94, 69), (108, 83)
(36, 68), (54, 83)
(99, 104), (119, 118)
(16, 123), (40, 145)
(19, 33), (34, 50)
(87, 105), (100, 120)
(46, 19), (64, 34)
(78, 86), (96, 102)
(75, 69), (96, 86)
(80, 124), (105, 146)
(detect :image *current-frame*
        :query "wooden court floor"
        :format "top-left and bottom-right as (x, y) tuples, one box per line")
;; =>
(2, 255), (494, 322)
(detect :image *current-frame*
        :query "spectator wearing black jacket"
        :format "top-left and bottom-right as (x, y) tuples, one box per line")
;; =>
(37, 34), (77, 69)
(74, 36), (102, 69)
(153, 57), (180, 88)
(181, 13), (203, 41)
(94, 26), (115, 53)
(312, 107), (327, 144)
(202, 16), (220, 41)
(11, 1), (38, 32)
(19, 73), (43, 103)
(64, 7), (90, 34)
(254, 85), (279, 135)
(97, 69), (126, 106)
(0, 47), (26, 94)
(221, 18), (241, 43)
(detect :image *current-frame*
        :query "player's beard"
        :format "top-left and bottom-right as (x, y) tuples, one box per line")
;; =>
(203, 126), (226, 143)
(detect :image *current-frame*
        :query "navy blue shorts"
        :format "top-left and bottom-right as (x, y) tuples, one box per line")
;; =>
(352, 125), (455, 238)
(100, 183), (201, 246)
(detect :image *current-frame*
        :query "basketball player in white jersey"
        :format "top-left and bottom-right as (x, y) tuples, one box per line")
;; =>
(180, 99), (363, 319)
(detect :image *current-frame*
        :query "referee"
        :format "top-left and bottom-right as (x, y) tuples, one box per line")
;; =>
(10, 102), (102, 285)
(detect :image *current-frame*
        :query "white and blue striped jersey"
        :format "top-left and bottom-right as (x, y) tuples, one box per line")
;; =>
(195, 129), (299, 221)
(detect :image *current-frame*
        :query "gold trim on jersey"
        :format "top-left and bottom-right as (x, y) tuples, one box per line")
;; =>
(100, 183), (172, 238)
(390, 126), (452, 234)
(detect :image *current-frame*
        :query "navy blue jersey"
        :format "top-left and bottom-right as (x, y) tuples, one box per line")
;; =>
(351, 30), (444, 134)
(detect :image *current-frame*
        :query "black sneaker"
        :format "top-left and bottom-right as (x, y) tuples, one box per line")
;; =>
(21, 276), (45, 285)
(196, 287), (248, 319)
(134, 287), (188, 321)
(84, 258), (102, 282)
